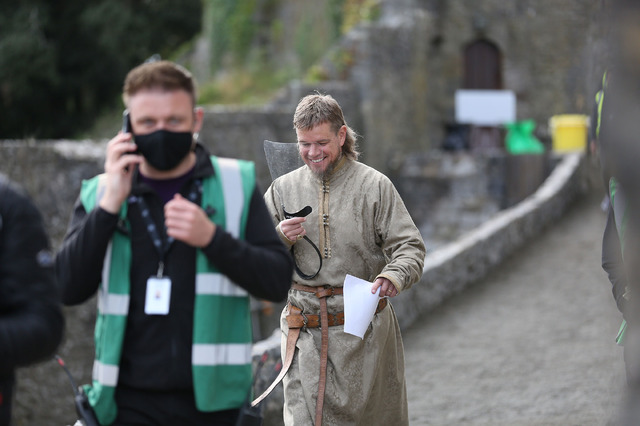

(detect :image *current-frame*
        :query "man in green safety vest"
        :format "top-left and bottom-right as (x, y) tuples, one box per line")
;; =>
(56, 60), (293, 426)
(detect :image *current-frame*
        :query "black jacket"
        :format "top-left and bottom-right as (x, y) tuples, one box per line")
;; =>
(56, 145), (292, 391)
(602, 207), (628, 316)
(0, 176), (64, 378)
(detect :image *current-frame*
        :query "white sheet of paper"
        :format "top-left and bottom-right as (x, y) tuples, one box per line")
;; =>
(343, 274), (382, 339)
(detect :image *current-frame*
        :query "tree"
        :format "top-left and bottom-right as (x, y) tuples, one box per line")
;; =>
(0, 0), (202, 139)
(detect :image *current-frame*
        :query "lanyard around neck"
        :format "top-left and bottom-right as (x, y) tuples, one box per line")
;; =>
(130, 179), (204, 276)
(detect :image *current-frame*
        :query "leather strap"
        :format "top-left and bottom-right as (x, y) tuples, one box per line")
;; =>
(250, 305), (303, 408)
(282, 206), (322, 280)
(289, 284), (338, 426)
(287, 310), (345, 328)
(292, 283), (343, 297)
(315, 295), (329, 426)
(292, 236), (323, 280)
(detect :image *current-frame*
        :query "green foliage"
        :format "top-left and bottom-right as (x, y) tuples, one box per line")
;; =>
(0, 0), (202, 138)
(208, 0), (261, 69)
(197, 0), (381, 105)
(305, 64), (330, 84)
(341, 0), (381, 33)
(199, 66), (295, 105)
(328, 0), (346, 40)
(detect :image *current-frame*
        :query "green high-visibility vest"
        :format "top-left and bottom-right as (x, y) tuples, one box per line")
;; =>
(80, 156), (256, 425)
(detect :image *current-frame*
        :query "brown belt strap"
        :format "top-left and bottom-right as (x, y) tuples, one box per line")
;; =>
(316, 294), (329, 426)
(292, 284), (336, 425)
(251, 305), (303, 408)
(292, 282), (343, 296)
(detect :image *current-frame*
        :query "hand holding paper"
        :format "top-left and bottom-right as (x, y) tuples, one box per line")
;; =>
(343, 274), (383, 339)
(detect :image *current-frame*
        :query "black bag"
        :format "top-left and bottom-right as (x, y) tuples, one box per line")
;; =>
(235, 396), (263, 426)
(56, 356), (100, 426)
(235, 350), (282, 426)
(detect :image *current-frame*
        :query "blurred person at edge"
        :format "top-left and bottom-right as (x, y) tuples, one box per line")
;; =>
(600, 1), (640, 424)
(0, 176), (64, 426)
(55, 60), (293, 426)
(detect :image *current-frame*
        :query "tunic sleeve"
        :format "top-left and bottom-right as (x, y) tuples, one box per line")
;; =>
(373, 176), (426, 292)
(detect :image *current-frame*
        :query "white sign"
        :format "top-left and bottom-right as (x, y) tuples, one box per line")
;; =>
(455, 90), (516, 126)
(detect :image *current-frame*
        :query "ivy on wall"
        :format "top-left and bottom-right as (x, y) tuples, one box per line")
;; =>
(198, 0), (380, 105)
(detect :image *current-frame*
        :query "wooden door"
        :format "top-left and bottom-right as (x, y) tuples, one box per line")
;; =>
(464, 39), (502, 90)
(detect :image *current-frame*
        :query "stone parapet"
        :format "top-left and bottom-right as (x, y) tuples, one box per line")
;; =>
(393, 153), (586, 329)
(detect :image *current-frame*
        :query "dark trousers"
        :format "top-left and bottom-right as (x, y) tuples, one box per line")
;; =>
(0, 377), (14, 426)
(113, 386), (239, 426)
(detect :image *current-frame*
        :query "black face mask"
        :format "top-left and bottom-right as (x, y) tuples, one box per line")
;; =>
(134, 129), (193, 171)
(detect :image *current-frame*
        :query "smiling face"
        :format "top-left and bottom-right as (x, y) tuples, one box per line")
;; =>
(296, 122), (346, 177)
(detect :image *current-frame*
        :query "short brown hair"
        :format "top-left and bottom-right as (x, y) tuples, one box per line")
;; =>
(293, 94), (360, 161)
(122, 60), (197, 105)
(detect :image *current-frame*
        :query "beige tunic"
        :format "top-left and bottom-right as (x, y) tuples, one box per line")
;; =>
(264, 158), (426, 425)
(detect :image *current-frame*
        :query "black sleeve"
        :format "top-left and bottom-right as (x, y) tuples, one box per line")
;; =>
(55, 195), (120, 305)
(0, 184), (64, 375)
(602, 207), (627, 315)
(202, 186), (293, 302)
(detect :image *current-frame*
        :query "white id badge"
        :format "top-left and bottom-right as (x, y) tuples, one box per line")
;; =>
(144, 277), (172, 315)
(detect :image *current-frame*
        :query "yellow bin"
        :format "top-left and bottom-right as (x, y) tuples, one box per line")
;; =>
(549, 114), (589, 153)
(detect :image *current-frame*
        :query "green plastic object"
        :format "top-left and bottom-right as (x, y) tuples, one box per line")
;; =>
(505, 120), (545, 155)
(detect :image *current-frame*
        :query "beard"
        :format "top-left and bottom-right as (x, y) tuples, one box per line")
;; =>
(308, 152), (343, 179)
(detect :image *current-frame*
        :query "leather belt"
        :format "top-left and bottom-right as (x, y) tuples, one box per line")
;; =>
(251, 283), (388, 426)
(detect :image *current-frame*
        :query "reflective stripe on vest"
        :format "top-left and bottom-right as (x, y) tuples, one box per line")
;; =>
(92, 361), (119, 388)
(192, 343), (253, 366)
(196, 273), (249, 297)
(97, 242), (131, 316)
(218, 157), (244, 238)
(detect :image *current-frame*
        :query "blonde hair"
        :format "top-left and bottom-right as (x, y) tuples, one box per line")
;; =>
(293, 94), (359, 161)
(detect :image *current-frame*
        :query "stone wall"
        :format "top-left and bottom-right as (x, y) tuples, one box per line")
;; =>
(412, 0), (607, 149)
(393, 152), (587, 329)
(0, 140), (105, 245)
(392, 151), (552, 249)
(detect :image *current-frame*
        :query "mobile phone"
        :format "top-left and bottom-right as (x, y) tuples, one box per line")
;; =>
(122, 109), (132, 134)
(122, 110), (139, 155)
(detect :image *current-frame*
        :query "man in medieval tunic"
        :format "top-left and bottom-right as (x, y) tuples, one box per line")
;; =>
(263, 94), (426, 425)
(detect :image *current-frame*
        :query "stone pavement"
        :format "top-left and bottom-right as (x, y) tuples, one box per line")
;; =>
(404, 192), (626, 426)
